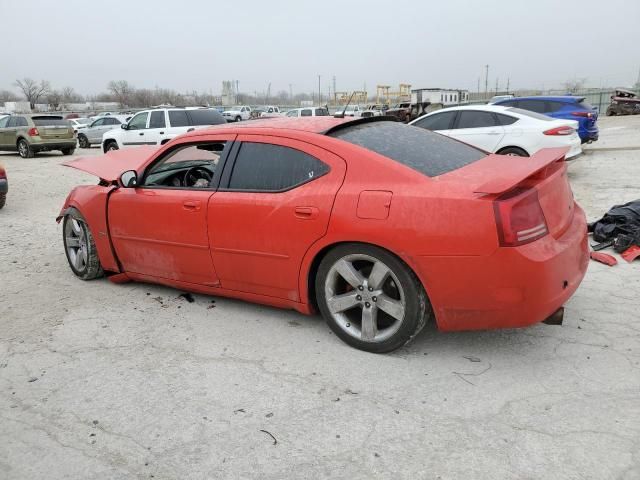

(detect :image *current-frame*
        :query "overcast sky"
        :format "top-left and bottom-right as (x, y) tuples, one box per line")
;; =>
(1, 0), (638, 97)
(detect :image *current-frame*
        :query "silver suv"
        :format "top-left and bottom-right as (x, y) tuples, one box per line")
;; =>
(77, 115), (129, 148)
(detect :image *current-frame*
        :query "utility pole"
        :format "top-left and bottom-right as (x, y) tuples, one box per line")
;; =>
(332, 75), (336, 103)
(484, 64), (489, 99)
(289, 84), (292, 102)
(506, 77), (510, 93)
(477, 77), (480, 96)
(235, 80), (239, 104)
(318, 75), (321, 106)
(495, 77), (499, 95)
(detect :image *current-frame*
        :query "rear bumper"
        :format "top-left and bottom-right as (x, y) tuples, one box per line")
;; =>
(414, 203), (589, 331)
(31, 140), (76, 151)
(0, 178), (7, 193)
(578, 126), (598, 143)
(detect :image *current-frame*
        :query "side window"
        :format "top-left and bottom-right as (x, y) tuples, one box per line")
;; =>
(107, 118), (119, 125)
(228, 142), (329, 192)
(456, 111), (498, 129)
(168, 110), (190, 127)
(517, 100), (547, 114)
(498, 100), (517, 108)
(412, 111), (457, 131)
(144, 142), (227, 188)
(91, 118), (104, 127)
(7, 117), (17, 128)
(301, 109), (312, 117)
(17, 117), (28, 127)
(149, 111), (166, 129)
(545, 101), (565, 113)
(316, 108), (329, 116)
(495, 113), (519, 126)
(128, 112), (148, 130)
(0, 116), (10, 128)
(286, 110), (298, 117)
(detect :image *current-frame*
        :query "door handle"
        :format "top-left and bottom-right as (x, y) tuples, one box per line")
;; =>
(294, 206), (319, 219)
(183, 200), (201, 211)
(139, 132), (144, 136)
(159, 131), (165, 134)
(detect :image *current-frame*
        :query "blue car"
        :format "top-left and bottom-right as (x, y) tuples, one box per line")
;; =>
(493, 96), (598, 144)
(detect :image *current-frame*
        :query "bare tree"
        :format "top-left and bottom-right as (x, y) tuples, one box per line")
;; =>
(107, 80), (134, 107)
(563, 78), (586, 94)
(14, 78), (50, 109)
(0, 89), (19, 103)
(62, 86), (83, 104)
(47, 90), (63, 110)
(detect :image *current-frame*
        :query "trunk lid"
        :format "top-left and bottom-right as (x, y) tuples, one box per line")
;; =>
(32, 116), (74, 139)
(62, 145), (158, 182)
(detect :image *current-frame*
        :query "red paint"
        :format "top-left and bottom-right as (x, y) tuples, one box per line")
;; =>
(621, 245), (640, 263)
(59, 118), (589, 332)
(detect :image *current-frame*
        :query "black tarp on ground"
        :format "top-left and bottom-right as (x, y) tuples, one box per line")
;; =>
(589, 200), (640, 252)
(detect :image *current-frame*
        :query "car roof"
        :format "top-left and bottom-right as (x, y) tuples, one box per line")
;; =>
(425, 104), (514, 113)
(497, 95), (584, 103)
(191, 116), (352, 135)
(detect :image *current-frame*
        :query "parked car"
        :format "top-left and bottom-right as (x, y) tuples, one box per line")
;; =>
(606, 88), (640, 116)
(285, 107), (330, 117)
(222, 106), (252, 122)
(488, 94), (514, 104)
(58, 117), (587, 353)
(259, 106), (283, 118)
(0, 164), (7, 209)
(77, 116), (129, 148)
(385, 102), (412, 122)
(0, 114), (76, 158)
(101, 107), (226, 152)
(333, 105), (362, 117)
(69, 118), (92, 134)
(361, 104), (387, 118)
(409, 105), (582, 158)
(493, 96), (598, 143)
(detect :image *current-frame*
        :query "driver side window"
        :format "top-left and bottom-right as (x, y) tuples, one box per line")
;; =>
(143, 142), (227, 189)
(128, 112), (148, 130)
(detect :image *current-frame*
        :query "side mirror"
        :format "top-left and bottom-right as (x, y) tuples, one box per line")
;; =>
(121, 123), (128, 130)
(120, 170), (138, 188)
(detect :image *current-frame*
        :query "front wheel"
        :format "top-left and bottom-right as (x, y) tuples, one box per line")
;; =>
(78, 134), (90, 148)
(235, 116), (241, 122)
(316, 243), (430, 353)
(104, 140), (119, 153)
(63, 210), (104, 280)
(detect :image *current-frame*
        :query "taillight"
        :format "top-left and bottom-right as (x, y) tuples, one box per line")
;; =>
(493, 187), (548, 247)
(571, 111), (593, 118)
(543, 126), (574, 136)
(27, 127), (39, 136)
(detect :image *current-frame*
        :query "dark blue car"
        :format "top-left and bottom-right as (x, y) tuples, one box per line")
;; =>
(493, 96), (598, 144)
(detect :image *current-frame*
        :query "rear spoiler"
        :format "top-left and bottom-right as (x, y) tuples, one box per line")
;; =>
(474, 147), (568, 195)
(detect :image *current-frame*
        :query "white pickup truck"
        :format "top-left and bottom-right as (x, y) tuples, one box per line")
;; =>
(222, 106), (252, 122)
(259, 106), (283, 118)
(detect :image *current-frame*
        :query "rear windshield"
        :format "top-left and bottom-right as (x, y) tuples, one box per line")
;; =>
(31, 116), (69, 126)
(187, 109), (226, 126)
(506, 107), (552, 121)
(329, 121), (486, 177)
(578, 99), (595, 110)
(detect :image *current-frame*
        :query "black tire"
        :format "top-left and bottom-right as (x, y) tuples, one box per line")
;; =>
(0, 192), (5, 209)
(62, 147), (75, 155)
(498, 147), (529, 157)
(78, 134), (90, 148)
(62, 209), (104, 280)
(315, 243), (430, 353)
(104, 140), (118, 153)
(235, 116), (241, 122)
(17, 139), (34, 158)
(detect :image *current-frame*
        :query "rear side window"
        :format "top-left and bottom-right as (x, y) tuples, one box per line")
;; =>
(149, 111), (166, 128)
(187, 109), (226, 126)
(412, 111), (457, 131)
(329, 121), (486, 177)
(545, 101), (565, 113)
(168, 110), (189, 127)
(496, 99), (517, 107)
(495, 113), (518, 125)
(228, 142), (329, 191)
(456, 111), (499, 129)
(301, 109), (312, 117)
(316, 108), (329, 116)
(517, 100), (547, 114)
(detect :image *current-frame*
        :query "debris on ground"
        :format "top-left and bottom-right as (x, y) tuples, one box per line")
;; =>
(589, 200), (640, 263)
(621, 245), (640, 263)
(259, 429), (277, 445)
(590, 251), (618, 266)
(463, 356), (481, 363)
(179, 293), (195, 303)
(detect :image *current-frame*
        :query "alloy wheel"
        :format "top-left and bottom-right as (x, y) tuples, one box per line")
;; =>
(64, 217), (89, 273)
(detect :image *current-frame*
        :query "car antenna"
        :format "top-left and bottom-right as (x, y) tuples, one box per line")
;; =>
(335, 91), (355, 119)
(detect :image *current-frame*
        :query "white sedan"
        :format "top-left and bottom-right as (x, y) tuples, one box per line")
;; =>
(409, 105), (582, 158)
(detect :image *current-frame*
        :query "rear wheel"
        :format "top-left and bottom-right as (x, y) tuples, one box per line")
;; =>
(17, 139), (34, 158)
(316, 243), (430, 353)
(104, 140), (118, 152)
(498, 147), (529, 157)
(78, 134), (90, 148)
(63, 209), (104, 280)
(62, 147), (75, 155)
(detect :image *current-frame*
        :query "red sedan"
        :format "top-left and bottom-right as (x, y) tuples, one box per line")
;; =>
(58, 117), (589, 352)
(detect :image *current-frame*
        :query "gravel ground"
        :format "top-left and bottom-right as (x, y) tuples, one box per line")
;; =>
(1, 117), (639, 480)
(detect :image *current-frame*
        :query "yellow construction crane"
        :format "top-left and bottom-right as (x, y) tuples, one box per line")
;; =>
(334, 90), (368, 106)
(377, 83), (412, 105)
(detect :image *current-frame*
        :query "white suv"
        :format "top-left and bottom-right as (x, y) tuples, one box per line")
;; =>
(222, 106), (252, 122)
(101, 107), (226, 152)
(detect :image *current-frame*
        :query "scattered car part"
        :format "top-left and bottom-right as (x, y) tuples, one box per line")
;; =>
(606, 89), (640, 116)
(589, 251), (617, 266)
(621, 245), (640, 263)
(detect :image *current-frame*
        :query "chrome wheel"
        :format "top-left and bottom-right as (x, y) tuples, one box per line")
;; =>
(324, 254), (406, 343)
(64, 217), (89, 273)
(18, 140), (29, 158)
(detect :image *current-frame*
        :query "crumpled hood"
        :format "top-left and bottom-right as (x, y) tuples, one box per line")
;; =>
(62, 146), (157, 181)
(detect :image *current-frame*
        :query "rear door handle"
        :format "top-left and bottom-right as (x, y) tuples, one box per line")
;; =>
(183, 200), (201, 211)
(294, 206), (319, 219)
(139, 132), (144, 136)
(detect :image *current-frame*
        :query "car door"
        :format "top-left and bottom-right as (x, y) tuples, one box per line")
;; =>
(448, 110), (505, 152)
(86, 118), (106, 143)
(0, 116), (10, 148)
(208, 135), (347, 300)
(121, 111), (151, 146)
(107, 134), (236, 285)
(145, 110), (167, 145)
(166, 110), (191, 139)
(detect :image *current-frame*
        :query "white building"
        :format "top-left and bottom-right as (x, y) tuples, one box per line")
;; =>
(411, 88), (469, 107)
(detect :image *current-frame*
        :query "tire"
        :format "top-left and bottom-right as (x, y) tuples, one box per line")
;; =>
(235, 116), (241, 122)
(498, 147), (529, 157)
(104, 140), (118, 153)
(0, 193), (5, 210)
(78, 134), (90, 148)
(62, 147), (75, 155)
(17, 139), (34, 158)
(62, 209), (104, 280)
(315, 243), (430, 353)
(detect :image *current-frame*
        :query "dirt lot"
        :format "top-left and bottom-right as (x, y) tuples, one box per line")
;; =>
(1, 117), (639, 480)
